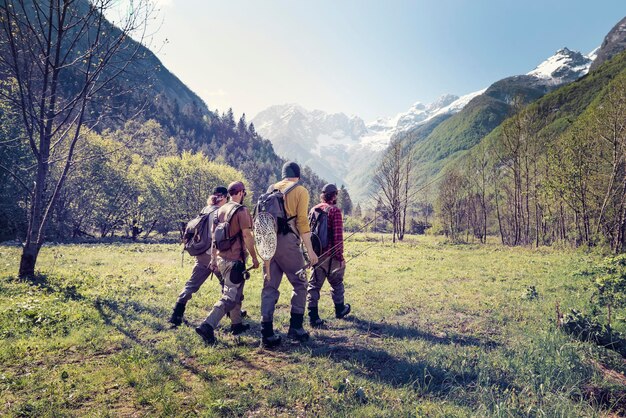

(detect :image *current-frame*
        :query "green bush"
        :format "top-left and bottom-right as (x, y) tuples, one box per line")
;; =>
(593, 254), (626, 317)
(562, 309), (626, 357)
(343, 216), (364, 233)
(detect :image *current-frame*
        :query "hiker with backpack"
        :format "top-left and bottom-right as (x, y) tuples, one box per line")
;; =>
(307, 183), (351, 328)
(195, 181), (259, 344)
(169, 186), (228, 327)
(259, 161), (319, 348)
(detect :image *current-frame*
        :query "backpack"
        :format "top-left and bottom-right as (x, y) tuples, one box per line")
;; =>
(213, 202), (244, 252)
(309, 205), (331, 256)
(254, 182), (298, 235)
(182, 206), (219, 256)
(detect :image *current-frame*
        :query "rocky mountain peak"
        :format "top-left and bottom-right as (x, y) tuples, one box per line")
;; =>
(527, 47), (592, 84)
(590, 16), (626, 71)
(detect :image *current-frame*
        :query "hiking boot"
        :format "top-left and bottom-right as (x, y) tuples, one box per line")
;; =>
(230, 323), (250, 335)
(261, 334), (282, 348)
(169, 302), (186, 327)
(335, 303), (351, 319)
(308, 307), (326, 328)
(288, 312), (310, 342)
(195, 323), (216, 345)
(261, 321), (282, 349)
(287, 327), (310, 341)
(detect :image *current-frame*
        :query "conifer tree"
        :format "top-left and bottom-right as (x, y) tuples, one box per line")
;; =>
(237, 113), (247, 135)
(338, 185), (353, 215)
(248, 122), (257, 137)
(354, 203), (362, 218)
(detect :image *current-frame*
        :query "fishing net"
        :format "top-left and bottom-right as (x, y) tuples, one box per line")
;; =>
(254, 212), (277, 261)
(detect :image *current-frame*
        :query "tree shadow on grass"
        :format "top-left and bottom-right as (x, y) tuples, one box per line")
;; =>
(271, 316), (512, 399)
(303, 339), (517, 400)
(5, 273), (85, 301)
(93, 297), (222, 383)
(94, 296), (169, 329)
(344, 316), (500, 349)
(320, 345), (476, 391)
(93, 296), (266, 382)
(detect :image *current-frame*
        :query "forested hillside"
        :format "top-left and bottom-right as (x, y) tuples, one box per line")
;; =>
(405, 71), (582, 185)
(0, 0), (325, 245)
(437, 50), (626, 251)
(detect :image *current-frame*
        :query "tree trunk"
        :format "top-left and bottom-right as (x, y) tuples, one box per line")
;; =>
(495, 180), (505, 245)
(19, 243), (41, 278)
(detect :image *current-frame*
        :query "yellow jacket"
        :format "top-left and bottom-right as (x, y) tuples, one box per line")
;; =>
(273, 179), (310, 235)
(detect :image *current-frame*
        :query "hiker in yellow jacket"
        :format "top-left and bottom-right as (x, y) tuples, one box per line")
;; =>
(260, 162), (318, 348)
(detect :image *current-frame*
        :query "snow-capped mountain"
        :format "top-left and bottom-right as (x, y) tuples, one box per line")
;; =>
(252, 95), (470, 190)
(253, 104), (366, 158)
(527, 47), (594, 84)
(253, 47), (597, 203)
(252, 104), (367, 186)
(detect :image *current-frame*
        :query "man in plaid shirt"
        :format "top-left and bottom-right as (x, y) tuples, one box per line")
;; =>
(307, 183), (351, 327)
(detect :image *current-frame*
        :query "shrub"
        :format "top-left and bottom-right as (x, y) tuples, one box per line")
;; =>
(592, 254), (626, 325)
(562, 309), (626, 357)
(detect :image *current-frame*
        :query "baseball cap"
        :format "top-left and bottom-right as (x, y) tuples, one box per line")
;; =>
(212, 186), (228, 196)
(322, 183), (338, 194)
(227, 181), (245, 195)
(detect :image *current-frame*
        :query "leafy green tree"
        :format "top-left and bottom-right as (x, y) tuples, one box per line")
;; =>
(110, 120), (178, 166)
(142, 152), (247, 236)
(52, 130), (143, 239)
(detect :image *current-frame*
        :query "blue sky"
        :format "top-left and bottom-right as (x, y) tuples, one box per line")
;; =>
(141, 0), (625, 121)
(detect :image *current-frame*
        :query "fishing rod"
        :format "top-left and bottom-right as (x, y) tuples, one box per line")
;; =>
(295, 238), (383, 276)
(329, 241), (379, 275)
(264, 170), (447, 277)
(303, 171), (446, 267)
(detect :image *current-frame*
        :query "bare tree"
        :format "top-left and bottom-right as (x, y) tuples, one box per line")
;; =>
(372, 139), (414, 242)
(465, 142), (493, 243)
(591, 75), (626, 251)
(437, 169), (467, 241)
(0, 0), (153, 277)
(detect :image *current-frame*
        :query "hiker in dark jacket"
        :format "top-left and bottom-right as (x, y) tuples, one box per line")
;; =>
(169, 186), (228, 327)
(195, 181), (260, 344)
(307, 183), (351, 327)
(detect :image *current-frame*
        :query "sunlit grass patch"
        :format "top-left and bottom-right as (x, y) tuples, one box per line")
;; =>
(0, 236), (621, 416)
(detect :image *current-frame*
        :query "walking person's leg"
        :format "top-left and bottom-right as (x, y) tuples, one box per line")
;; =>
(274, 232), (310, 341)
(328, 263), (350, 318)
(307, 257), (330, 327)
(228, 283), (249, 334)
(169, 252), (212, 326)
(260, 259), (284, 348)
(195, 258), (244, 344)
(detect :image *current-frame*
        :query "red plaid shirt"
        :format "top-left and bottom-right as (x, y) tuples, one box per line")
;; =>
(313, 202), (344, 262)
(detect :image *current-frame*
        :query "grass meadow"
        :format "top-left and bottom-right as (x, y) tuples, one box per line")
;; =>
(1, 235), (626, 417)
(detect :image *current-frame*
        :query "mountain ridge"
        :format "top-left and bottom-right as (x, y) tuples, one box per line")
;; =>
(253, 46), (596, 203)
